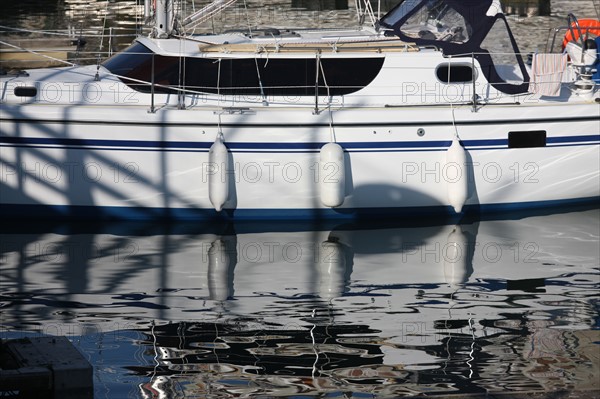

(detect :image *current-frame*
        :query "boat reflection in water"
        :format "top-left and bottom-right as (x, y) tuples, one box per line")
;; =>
(1, 208), (599, 397)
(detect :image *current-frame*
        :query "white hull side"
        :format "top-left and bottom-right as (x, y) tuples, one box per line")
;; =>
(1, 102), (599, 219)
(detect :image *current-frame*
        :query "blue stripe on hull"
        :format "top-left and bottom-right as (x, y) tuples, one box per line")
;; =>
(1, 135), (599, 153)
(1, 197), (598, 221)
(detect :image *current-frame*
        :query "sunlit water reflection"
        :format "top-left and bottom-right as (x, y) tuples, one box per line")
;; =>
(1, 0), (599, 57)
(1, 207), (599, 398)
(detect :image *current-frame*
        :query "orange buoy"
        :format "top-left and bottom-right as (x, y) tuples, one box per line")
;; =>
(562, 19), (600, 49)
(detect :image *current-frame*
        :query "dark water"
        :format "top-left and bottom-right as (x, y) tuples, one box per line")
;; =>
(1, 207), (599, 398)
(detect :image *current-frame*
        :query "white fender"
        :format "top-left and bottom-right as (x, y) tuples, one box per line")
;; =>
(207, 239), (233, 301)
(443, 226), (469, 287)
(320, 143), (346, 207)
(446, 138), (468, 213)
(208, 132), (229, 212)
(318, 239), (347, 299)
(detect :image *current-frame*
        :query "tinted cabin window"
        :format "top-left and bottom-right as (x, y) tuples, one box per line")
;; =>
(103, 42), (385, 96)
(436, 64), (473, 83)
(102, 42), (177, 93)
(102, 42), (154, 80)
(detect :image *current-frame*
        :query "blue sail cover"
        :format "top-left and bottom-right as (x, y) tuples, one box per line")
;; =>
(380, 0), (530, 94)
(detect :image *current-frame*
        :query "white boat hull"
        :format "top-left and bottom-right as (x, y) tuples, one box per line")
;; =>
(1, 101), (598, 219)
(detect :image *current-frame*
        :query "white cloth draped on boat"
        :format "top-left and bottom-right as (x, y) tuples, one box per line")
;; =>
(529, 53), (568, 97)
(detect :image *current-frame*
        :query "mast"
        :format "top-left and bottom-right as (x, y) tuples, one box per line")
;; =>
(145, 0), (237, 37)
(147, 0), (178, 38)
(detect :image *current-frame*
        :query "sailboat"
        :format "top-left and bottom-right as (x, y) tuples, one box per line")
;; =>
(1, 0), (598, 220)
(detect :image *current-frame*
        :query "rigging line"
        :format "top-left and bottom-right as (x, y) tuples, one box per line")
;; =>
(139, 0), (145, 35)
(254, 57), (267, 105)
(216, 59), (222, 97)
(98, 0), (111, 64)
(354, 0), (363, 26)
(0, 40), (75, 66)
(0, 26), (133, 37)
(318, 56), (331, 101)
(447, 55), (460, 140)
(91, 65), (272, 105)
(0, 25), (79, 36)
(313, 51), (321, 114)
(241, 0), (264, 104)
(242, 0), (253, 37)
(178, 21), (186, 109)
(319, 58), (336, 142)
(191, 0), (197, 36)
